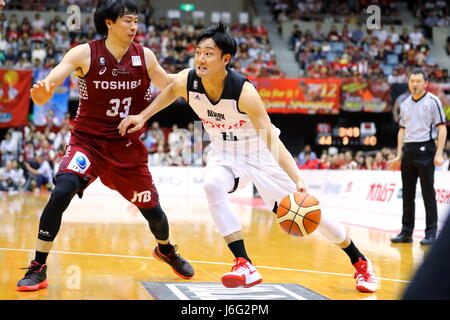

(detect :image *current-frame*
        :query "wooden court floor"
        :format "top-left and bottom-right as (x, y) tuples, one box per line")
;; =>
(0, 192), (429, 300)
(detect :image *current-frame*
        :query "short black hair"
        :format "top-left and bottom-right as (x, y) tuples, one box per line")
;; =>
(94, 0), (138, 36)
(408, 68), (428, 81)
(196, 22), (237, 67)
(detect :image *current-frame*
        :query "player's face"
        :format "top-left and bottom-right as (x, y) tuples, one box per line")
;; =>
(107, 14), (138, 43)
(0, 0), (5, 12)
(195, 38), (231, 78)
(408, 73), (426, 96)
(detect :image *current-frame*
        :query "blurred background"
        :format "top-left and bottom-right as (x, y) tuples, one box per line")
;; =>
(0, 0), (449, 193)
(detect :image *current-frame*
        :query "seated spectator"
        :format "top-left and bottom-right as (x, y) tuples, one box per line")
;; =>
(150, 144), (171, 166)
(355, 152), (367, 170)
(1, 131), (18, 165)
(23, 153), (53, 192)
(342, 150), (357, 170)
(10, 159), (26, 191)
(317, 152), (330, 169)
(328, 153), (343, 170)
(299, 151), (321, 169)
(372, 152), (387, 170)
(409, 26), (424, 48)
(436, 14), (449, 27)
(365, 155), (374, 170)
(298, 144), (317, 165)
(53, 125), (71, 151)
(416, 38), (430, 55)
(0, 160), (24, 192)
(14, 52), (32, 69)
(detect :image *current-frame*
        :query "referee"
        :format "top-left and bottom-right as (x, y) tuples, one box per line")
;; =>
(388, 68), (447, 246)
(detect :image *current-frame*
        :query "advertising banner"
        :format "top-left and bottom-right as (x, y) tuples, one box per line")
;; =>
(252, 78), (341, 114)
(0, 70), (32, 128)
(341, 78), (391, 112)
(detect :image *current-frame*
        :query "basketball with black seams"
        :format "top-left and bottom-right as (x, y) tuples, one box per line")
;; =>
(276, 192), (321, 237)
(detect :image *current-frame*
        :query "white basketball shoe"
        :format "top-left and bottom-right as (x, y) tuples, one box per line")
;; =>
(353, 258), (378, 293)
(221, 257), (263, 288)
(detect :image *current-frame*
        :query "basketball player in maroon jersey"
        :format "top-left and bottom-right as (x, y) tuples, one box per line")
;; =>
(17, 0), (194, 291)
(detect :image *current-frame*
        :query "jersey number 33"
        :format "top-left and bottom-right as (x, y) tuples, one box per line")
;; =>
(106, 97), (132, 118)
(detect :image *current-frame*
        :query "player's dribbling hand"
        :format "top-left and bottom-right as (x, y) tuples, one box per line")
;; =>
(296, 177), (307, 193)
(118, 114), (145, 136)
(30, 80), (56, 105)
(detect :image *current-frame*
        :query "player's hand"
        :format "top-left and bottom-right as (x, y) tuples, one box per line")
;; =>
(118, 114), (145, 136)
(387, 157), (401, 170)
(295, 177), (307, 193)
(434, 153), (444, 166)
(30, 80), (56, 105)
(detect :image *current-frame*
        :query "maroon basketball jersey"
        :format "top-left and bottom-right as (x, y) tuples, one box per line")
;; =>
(73, 39), (152, 139)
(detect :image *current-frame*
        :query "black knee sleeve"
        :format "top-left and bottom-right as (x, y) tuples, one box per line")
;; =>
(38, 173), (83, 242)
(138, 205), (169, 241)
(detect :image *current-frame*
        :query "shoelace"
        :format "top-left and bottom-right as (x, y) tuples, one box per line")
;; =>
(231, 259), (251, 273)
(20, 264), (43, 277)
(164, 244), (184, 263)
(354, 264), (371, 282)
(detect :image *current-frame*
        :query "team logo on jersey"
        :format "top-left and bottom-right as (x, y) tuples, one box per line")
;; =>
(99, 67), (107, 75)
(132, 56), (142, 66)
(99, 56), (106, 66)
(207, 109), (226, 121)
(112, 68), (130, 76)
(131, 190), (152, 203)
(194, 94), (201, 100)
(67, 151), (91, 174)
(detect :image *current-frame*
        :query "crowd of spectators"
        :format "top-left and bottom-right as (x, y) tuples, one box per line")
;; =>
(266, 0), (449, 80)
(0, 7), (283, 78)
(266, 0), (403, 26)
(290, 22), (448, 82)
(297, 144), (450, 171)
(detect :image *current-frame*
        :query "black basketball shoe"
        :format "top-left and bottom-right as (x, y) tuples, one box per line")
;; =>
(152, 244), (194, 279)
(17, 260), (48, 291)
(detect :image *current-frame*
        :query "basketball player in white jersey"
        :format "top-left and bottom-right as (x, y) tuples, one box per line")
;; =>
(118, 22), (377, 293)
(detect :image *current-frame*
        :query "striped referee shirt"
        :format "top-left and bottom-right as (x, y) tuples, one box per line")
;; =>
(399, 91), (446, 143)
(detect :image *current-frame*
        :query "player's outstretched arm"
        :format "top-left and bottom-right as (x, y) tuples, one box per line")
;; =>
(239, 82), (307, 192)
(144, 47), (175, 90)
(30, 44), (89, 105)
(118, 68), (190, 136)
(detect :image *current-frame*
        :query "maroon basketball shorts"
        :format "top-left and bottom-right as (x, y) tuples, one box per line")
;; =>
(57, 130), (159, 208)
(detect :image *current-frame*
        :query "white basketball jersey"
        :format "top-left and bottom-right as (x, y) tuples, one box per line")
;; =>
(187, 69), (280, 154)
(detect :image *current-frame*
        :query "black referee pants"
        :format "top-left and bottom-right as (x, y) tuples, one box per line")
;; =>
(400, 140), (438, 237)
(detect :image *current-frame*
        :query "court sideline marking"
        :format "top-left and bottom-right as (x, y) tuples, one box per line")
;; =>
(0, 247), (409, 283)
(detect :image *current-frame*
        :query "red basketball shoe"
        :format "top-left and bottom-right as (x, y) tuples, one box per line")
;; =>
(353, 258), (378, 293)
(221, 257), (263, 288)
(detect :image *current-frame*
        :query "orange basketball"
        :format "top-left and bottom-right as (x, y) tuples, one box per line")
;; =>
(276, 192), (321, 237)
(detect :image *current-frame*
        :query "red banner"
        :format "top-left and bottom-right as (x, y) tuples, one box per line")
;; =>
(341, 78), (391, 112)
(252, 78), (341, 114)
(0, 69), (32, 127)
